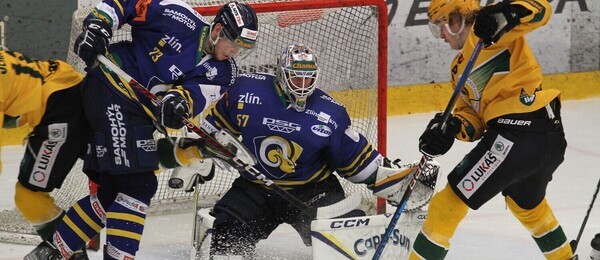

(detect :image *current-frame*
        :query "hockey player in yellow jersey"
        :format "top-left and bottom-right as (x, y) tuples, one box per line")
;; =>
(0, 50), (90, 258)
(411, 0), (573, 259)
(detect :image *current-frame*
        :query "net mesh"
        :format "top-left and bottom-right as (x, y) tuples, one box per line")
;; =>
(0, 0), (385, 245)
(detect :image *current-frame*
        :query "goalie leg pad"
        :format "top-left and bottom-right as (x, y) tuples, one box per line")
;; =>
(210, 178), (276, 257)
(311, 210), (427, 259)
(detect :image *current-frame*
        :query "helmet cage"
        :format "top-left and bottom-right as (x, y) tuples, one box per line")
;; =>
(277, 45), (320, 112)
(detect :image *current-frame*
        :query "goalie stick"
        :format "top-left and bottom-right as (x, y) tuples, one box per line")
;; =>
(570, 177), (600, 253)
(372, 40), (484, 260)
(96, 55), (361, 220)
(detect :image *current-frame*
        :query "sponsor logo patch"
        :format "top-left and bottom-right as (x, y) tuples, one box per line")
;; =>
(311, 124), (332, 137)
(262, 117), (301, 133)
(457, 135), (513, 198)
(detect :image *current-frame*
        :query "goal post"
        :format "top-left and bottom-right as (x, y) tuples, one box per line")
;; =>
(0, 0), (388, 246)
(191, 0), (389, 213)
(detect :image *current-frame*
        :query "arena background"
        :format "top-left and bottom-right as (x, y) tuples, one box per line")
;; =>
(1, 0), (598, 145)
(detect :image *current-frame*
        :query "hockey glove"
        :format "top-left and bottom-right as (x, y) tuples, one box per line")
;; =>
(168, 161), (216, 192)
(73, 18), (112, 67)
(419, 113), (462, 158)
(158, 90), (191, 129)
(474, 0), (532, 47)
(370, 158), (440, 210)
(181, 136), (254, 172)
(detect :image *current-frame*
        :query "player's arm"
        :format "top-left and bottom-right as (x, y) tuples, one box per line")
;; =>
(73, 0), (162, 66)
(157, 89), (242, 169)
(453, 97), (485, 142)
(176, 58), (238, 119)
(474, 0), (552, 47)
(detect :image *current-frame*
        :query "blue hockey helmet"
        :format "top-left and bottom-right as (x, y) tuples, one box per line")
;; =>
(213, 1), (259, 51)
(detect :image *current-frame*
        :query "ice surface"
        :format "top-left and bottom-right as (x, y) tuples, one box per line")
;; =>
(1, 98), (599, 259)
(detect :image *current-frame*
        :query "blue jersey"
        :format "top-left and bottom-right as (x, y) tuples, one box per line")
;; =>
(206, 73), (382, 191)
(87, 0), (236, 116)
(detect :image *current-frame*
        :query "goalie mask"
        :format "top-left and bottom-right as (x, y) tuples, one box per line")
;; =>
(276, 44), (320, 112)
(210, 1), (259, 59)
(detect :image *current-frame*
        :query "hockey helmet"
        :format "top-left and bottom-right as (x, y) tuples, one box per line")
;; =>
(213, 1), (259, 52)
(428, 0), (479, 38)
(276, 44), (320, 112)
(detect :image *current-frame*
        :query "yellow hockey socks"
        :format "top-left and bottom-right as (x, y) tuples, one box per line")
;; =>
(410, 184), (469, 259)
(506, 196), (573, 259)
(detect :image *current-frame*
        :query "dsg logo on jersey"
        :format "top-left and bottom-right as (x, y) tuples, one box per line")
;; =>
(262, 117), (300, 133)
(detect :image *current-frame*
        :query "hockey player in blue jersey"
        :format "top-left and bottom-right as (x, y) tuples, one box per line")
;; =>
(155, 44), (439, 258)
(25, 1), (258, 259)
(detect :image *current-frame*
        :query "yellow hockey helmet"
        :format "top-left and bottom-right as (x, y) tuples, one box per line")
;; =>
(428, 0), (480, 38)
(428, 0), (480, 25)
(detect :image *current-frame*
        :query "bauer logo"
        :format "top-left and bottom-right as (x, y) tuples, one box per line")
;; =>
(311, 125), (332, 137)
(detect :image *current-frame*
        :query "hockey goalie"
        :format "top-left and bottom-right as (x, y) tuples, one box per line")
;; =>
(157, 44), (441, 259)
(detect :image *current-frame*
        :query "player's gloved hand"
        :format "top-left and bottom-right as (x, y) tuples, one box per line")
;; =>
(178, 136), (248, 172)
(419, 113), (461, 158)
(168, 160), (215, 192)
(73, 18), (112, 67)
(474, 0), (532, 46)
(158, 90), (191, 129)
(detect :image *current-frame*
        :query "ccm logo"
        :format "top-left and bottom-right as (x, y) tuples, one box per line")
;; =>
(330, 218), (370, 228)
(497, 118), (531, 126)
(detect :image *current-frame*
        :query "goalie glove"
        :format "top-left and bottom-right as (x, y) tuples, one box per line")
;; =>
(168, 160), (215, 192)
(157, 129), (257, 172)
(73, 17), (112, 67)
(369, 158), (441, 211)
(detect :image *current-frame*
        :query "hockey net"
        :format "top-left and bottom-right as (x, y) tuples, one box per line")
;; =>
(0, 0), (387, 245)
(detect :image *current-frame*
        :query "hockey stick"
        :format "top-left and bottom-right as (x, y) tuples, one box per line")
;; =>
(372, 40), (484, 260)
(571, 177), (600, 253)
(96, 55), (361, 220)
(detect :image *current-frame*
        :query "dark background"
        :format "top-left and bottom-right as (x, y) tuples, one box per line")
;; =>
(0, 0), (78, 60)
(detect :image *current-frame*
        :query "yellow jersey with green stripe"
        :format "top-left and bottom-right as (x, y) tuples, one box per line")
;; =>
(452, 0), (557, 141)
(1, 50), (83, 130)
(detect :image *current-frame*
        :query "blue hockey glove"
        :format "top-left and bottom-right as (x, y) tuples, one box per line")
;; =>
(419, 113), (461, 158)
(158, 90), (191, 129)
(73, 18), (112, 67)
(474, 0), (532, 46)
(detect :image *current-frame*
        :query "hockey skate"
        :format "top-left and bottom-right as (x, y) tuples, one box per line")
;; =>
(24, 240), (63, 260)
